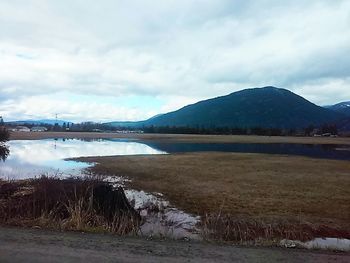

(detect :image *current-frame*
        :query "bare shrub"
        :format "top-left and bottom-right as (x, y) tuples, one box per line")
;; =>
(0, 176), (141, 235)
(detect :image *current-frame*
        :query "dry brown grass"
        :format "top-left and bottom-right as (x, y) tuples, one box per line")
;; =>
(10, 131), (350, 145)
(200, 214), (349, 242)
(78, 152), (350, 240)
(0, 177), (141, 234)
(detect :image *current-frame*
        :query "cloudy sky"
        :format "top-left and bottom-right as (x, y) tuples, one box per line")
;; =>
(1, 0), (350, 122)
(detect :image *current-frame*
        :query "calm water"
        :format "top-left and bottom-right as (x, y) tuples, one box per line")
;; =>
(1, 138), (349, 180)
(145, 141), (350, 160)
(0, 139), (166, 179)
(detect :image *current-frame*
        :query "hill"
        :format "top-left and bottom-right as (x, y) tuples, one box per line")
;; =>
(104, 121), (145, 128)
(326, 102), (350, 116)
(141, 87), (343, 129)
(105, 114), (165, 128)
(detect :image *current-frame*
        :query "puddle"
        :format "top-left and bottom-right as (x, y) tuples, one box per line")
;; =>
(281, 238), (350, 251)
(91, 174), (201, 240)
(335, 147), (350, 151)
(125, 189), (200, 240)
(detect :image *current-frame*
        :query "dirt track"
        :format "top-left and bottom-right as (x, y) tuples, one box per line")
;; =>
(0, 227), (349, 263)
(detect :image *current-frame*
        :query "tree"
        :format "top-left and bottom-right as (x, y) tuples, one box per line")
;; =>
(0, 116), (9, 142)
(53, 123), (60, 131)
(0, 116), (10, 161)
(0, 127), (9, 142)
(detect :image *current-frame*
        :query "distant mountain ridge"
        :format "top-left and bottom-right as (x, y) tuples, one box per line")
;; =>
(7, 119), (73, 126)
(9, 87), (348, 130)
(326, 101), (350, 116)
(155, 87), (345, 128)
(106, 114), (164, 128)
(106, 86), (345, 129)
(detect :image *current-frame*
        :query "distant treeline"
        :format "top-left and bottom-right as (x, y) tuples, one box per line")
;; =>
(6, 122), (116, 132)
(6, 121), (141, 133)
(142, 124), (338, 136)
(5, 121), (339, 136)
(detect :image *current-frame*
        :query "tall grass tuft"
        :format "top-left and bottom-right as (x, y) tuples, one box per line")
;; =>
(201, 213), (350, 243)
(0, 176), (141, 234)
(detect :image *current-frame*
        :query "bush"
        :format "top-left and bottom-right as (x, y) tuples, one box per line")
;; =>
(0, 176), (141, 234)
(0, 127), (9, 161)
(0, 127), (9, 142)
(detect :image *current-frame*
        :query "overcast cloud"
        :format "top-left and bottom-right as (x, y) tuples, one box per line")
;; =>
(0, 0), (350, 122)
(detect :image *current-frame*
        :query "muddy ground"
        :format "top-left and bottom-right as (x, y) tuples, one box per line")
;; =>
(0, 226), (349, 263)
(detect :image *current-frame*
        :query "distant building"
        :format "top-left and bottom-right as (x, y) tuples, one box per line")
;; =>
(31, 126), (48, 132)
(115, 130), (144, 134)
(311, 128), (320, 136)
(13, 126), (31, 132)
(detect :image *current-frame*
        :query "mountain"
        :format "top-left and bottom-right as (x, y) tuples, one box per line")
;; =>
(106, 114), (164, 128)
(138, 86), (344, 129)
(325, 102), (350, 116)
(7, 119), (73, 126)
(104, 121), (145, 128)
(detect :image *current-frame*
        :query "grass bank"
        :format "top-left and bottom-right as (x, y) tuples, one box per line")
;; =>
(78, 152), (350, 242)
(0, 177), (140, 234)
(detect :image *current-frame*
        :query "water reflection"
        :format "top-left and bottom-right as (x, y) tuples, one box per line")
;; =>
(145, 142), (350, 161)
(0, 138), (166, 180)
(1, 138), (349, 180)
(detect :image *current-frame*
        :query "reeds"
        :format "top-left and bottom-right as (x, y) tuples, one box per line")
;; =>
(200, 213), (350, 243)
(0, 176), (141, 234)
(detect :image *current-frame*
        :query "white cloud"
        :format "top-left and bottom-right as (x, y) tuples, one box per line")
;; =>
(0, 0), (349, 121)
(0, 95), (158, 122)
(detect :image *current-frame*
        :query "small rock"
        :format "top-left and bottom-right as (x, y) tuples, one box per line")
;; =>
(280, 239), (297, 248)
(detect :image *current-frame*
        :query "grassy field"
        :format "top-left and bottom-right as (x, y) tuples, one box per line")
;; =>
(78, 152), (350, 240)
(10, 131), (350, 145)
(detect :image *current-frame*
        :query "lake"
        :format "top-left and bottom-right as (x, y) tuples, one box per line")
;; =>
(0, 139), (166, 179)
(1, 138), (350, 180)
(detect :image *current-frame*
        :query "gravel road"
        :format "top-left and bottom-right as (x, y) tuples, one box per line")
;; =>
(0, 227), (349, 262)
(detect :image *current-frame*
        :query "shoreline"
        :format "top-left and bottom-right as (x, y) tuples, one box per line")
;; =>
(9, 131), (350, 145)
